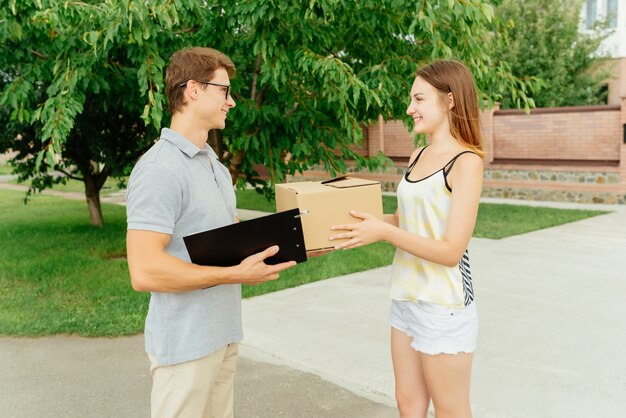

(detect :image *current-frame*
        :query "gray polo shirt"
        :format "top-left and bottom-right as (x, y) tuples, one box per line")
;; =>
(126, 127), (242, 366)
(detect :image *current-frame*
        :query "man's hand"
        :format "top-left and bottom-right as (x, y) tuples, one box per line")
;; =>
(127, 231), (296, 292)
(236, 245), (297, 285)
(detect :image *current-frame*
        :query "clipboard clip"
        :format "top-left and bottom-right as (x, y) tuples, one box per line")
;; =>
(294, 210), (310, 218)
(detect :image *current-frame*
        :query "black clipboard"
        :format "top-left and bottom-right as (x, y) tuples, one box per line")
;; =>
(183, 208), (308, 267)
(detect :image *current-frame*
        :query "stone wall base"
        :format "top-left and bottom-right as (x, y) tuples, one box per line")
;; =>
(481, 187), (626, 205)
(288, 165), (626, 206)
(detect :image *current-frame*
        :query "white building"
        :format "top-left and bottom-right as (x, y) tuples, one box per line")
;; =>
(583, 0), (626, 103)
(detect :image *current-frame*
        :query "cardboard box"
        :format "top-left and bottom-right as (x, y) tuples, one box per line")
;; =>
(275, 176), (384, 251)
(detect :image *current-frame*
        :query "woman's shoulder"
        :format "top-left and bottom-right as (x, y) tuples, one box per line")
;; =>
(449, 142), (481, 160)
(452, 148), (483, 173)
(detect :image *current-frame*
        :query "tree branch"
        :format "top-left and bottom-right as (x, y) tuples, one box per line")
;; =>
(30, 50), (48, 60)
(256, 85), (269, 106)
(95, 165), (112, 191)
(174, 26), (199, 35)
(55, 167), (83, 181)
(250, 54), (263, 101)
(284, 102), (299, 117)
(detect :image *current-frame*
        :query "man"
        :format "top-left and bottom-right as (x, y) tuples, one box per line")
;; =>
(126, 47), (296, 418)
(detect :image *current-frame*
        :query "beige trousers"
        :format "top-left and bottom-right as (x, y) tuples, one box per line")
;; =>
(148, 343), (239, 418)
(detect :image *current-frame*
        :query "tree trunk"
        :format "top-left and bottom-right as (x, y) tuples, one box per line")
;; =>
(208, 130), (223, 158)
(83, 171), (104, 227)
(228, 150), (245, 185)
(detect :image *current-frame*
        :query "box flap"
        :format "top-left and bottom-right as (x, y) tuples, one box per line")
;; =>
(276, 181), (327, 193)
(320, 175), (349, 184)
(323, 176), (380, 189)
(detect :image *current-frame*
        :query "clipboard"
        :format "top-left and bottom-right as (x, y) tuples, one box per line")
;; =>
(183, 208), (308, 267)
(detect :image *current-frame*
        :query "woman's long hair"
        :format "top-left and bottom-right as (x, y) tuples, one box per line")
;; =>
(416, 60), (484, 157)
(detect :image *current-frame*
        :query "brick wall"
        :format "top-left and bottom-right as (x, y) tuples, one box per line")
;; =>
(332, 100), (626, 204)
(0, 151), (17, 164)
(367, 119), (415, 158)
(619, 95), (626, 188)
(366, 104), (622, 165)
(492, 106), (621, 162)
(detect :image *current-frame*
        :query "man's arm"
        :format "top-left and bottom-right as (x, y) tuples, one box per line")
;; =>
(127, 230), (295, 292)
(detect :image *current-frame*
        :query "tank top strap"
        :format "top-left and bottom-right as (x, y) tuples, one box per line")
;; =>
(406, 146), (428, 176)
(443, 151), (475, 177)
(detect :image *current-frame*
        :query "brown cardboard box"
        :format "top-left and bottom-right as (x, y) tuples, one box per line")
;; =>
(275, 176), (384, 251)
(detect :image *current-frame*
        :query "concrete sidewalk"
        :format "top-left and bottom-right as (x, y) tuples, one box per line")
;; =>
(241, 207), (626, 418)
(2, 201), (626, 417)
(0, 336), (396, 418)
(241, 197), (626, 414)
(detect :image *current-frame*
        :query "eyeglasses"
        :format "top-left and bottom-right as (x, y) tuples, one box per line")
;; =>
(179, 80), (231, 100)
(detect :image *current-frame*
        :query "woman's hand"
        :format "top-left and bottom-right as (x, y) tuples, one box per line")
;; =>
(329, 210), (391, 250)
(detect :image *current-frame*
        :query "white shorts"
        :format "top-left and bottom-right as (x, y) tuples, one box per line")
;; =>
(389, 299), (478, 355)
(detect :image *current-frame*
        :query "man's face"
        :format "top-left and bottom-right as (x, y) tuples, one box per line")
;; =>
(194, 68), (236, 130)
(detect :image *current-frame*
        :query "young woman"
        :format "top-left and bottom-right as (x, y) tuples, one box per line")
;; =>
(330, 60), (484, 418)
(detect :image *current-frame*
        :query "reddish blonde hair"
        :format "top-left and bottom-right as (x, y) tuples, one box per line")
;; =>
(165, 47), (236, 115)
(416, 60), (484, 157)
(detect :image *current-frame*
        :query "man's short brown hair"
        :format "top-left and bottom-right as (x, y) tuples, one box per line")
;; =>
(165, 47), (236, 115)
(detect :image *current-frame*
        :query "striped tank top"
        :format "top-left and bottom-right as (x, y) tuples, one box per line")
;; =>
(390, 146), (475, 308)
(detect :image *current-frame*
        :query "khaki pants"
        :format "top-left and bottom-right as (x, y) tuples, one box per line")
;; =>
(148, 343), (239, 418)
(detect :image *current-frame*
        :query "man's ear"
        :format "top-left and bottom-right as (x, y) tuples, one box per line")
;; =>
(183, 80), (198, 100)
(448, 92), (455, 110)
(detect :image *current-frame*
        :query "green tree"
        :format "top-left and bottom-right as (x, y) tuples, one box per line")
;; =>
(0, 61), (156, 226)
(0, 0), (537, 226)
(492, 0), (612, 109)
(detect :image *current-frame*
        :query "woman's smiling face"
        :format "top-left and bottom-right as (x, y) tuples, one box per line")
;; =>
(406, 76), (449, 135)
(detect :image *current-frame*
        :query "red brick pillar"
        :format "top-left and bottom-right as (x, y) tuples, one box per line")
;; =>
(619, 96), (626, 185)
(377, 114), (385, 154)
(480, 102), (500, 165)
(368, 115), (384, 157)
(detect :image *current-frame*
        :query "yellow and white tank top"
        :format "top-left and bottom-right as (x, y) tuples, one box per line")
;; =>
(390, 146), (475, 308)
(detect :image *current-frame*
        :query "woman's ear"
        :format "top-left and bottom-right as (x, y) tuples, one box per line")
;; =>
(448, 92), (455, 110)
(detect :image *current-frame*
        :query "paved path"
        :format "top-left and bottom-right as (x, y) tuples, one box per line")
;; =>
(0, 180), (128, 206)
(0, 336), (396, 418)
(240, 207), (626, 418)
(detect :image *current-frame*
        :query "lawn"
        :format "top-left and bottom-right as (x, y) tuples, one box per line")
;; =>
(10, 176), (126, 196)
(0, 190), (145, 337)
(235, 189), (606, 239)
(0, 163), (14, 175)
(0, 188), (607, 336)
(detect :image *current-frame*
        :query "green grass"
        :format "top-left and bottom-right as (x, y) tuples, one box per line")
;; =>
(472, 203), (606, 239)
(0, 188), (608, 336)
(11, 176), (126, 195)
(0, 163), (13, 175)
(0, 189), (147, 337)
(235, 189), (606, 240)
(242, 242), (395, 298)
(235, 189), (398, 214)
(235, 188), (277, 213)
